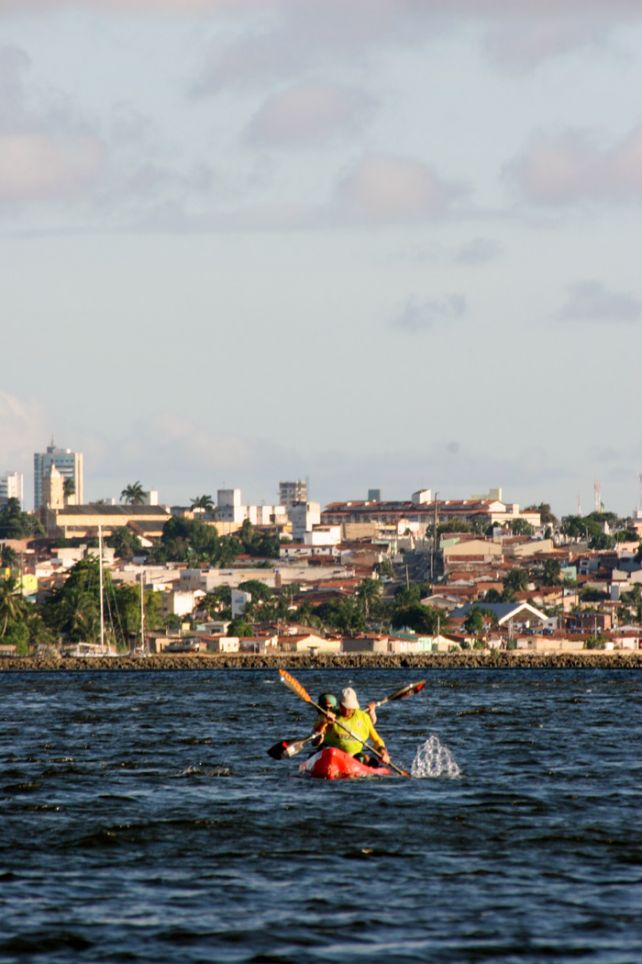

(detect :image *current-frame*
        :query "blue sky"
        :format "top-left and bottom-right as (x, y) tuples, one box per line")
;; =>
(1, 0), (641, 514)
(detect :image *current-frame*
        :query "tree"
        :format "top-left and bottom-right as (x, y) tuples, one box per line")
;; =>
(542, 559), (561, 585)
(238, 580), (274, 602)
(42, 556), (105, 643)
(391, 603), (440, 634)
(356, 578), (382, 619)
(504, 568), (529, 594)
(0, 499), (44, 539)
(464, 607), (496, 635)
(120, 482), (147, 505)
(525, 503), (558, 526)
(191, 495), (214, 512)
(107, 527), (142, 562)
(63, 478), (76, 502)
(511, 519), (534, 537)
(159, 516), (221, 565)
(0, 575), (28, 636)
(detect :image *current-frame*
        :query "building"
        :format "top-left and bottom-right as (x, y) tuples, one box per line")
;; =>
(0, 471), (24, 506)
(34, 441), (84, 510)
(279, 480), (308, 508)
(289, 501), (321, 540)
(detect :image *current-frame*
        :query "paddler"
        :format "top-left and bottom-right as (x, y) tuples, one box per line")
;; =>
(318, 687), (391, 766)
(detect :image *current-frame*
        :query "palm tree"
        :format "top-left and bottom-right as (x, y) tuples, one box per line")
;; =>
(190, 494), (215, 512)
(120, 481), (147, 505)
(0, 575), (28, 636)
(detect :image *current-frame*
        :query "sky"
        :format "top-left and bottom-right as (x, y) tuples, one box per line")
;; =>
(1, 0), (641, 516)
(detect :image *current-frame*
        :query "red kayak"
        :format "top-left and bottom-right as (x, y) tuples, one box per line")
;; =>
(300, 746), (392, 780)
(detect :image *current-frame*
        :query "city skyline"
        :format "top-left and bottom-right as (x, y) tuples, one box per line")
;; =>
(1, 2), (641, 514)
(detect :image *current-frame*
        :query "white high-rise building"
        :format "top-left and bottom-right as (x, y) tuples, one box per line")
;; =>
(0, 471), (24, 506)
(34, 441), (84, 510)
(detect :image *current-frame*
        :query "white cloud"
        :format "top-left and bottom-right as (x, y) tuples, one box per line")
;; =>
(333, 154), (464, 223)
(455, 238), (501, 264)
(245, 83), (373, 147)
(506, 125), (642, 206)
(0, 392), (47, 477)
(0, 133), (104, 200)
(391, 294), (467, 333)
(559, 281), (641, 324)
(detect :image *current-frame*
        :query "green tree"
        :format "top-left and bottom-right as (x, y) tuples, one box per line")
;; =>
(511, 518), (534, 536)
(504, 568), (529, 594)
(525, 503), (558, 526)
(159, 516), (221, 565)
(0, 575), (28, 636)
(63, 478), (76, 501)
(464, 607), (496, 635)
(356, 578), (382, 619)
(238, 580), (274, 602)
(391, 603), (440, 634)
(120, 481), (147, 505)
(0, 499), (44, 539)
(190, 494), (215, 511)
(542, 559), (561, 585)
(42, 556), (105, 643)
(107, 526), (143, 561)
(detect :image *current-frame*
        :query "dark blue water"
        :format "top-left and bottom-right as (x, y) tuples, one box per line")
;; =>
(0, 669), (640, 962)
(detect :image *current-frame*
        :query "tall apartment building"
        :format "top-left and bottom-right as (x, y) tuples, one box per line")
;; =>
(34, 442), (84, 510)
(279, 479), (308, 508)
(0, 471), (24, 506)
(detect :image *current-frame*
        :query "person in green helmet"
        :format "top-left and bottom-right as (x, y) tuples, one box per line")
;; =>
(315, 687), (390, 766)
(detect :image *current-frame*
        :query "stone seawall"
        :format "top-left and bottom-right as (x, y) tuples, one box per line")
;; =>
(1, 652), (641, 672)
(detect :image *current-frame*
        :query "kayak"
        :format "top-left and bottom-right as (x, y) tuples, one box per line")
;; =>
(300, 746), (392, 780)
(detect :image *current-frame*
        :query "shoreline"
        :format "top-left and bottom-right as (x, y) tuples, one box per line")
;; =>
(1, 651), (641, 671)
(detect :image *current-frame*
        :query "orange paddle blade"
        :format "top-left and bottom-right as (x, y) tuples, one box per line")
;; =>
(279, 668), (313, 704)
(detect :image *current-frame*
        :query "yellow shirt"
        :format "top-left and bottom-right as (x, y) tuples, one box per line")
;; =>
(323, 708), (385, 756)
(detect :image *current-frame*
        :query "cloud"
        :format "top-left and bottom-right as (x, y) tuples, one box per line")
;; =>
(484, 16), (606, 70)
(0, 44), (31, 127)
(390, 294), (467, 333)
(455, 237), (501, 264)
(245, 83), (373, 147)
(559, 281), (641, 324)
(333, 154), (464, 224)
(0, 133), (104, 201)
(0, 392), (48, 482)
(506, 125), (642, 206)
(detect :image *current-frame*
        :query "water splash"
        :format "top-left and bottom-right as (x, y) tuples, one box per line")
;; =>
(411, 735), (461, 779)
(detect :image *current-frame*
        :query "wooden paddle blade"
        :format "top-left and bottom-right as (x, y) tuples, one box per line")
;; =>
(279, 668), (313, 703)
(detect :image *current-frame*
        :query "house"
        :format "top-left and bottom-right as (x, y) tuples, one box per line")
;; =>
(451, 601), (549, 632)
(342, 634), (389, 654)
(277, 633), (341, 654)
(239, 635), (278, 653)
(205, 635), (240, 653)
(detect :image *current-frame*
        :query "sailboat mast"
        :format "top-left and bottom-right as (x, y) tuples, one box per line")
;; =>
(98, 524), (105, 652)
(139, 570), (145, 653)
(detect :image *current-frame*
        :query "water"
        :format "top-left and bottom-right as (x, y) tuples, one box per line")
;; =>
(0, 668), (640, 962)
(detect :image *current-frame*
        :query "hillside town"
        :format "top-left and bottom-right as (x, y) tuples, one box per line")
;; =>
(1, 444), (642, 659)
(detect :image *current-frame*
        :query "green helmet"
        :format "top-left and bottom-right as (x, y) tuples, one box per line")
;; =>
(318, 693), (338, 711)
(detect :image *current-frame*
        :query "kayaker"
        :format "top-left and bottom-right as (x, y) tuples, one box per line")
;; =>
(320, 687), (391, 766)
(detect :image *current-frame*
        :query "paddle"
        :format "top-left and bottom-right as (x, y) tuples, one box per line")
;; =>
(277, 668), (411, 777)
(267, 678), (426, 761)
(371, 679), (426, 709)
(267, 733), (319, 760)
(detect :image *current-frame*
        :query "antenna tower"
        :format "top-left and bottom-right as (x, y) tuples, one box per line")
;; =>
(594, 480), (602, 512)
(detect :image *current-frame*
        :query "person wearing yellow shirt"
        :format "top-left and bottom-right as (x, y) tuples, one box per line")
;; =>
(320, 687), (391, 766)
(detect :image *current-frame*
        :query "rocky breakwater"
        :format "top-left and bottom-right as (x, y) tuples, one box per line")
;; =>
(1, 651), (641, 671)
